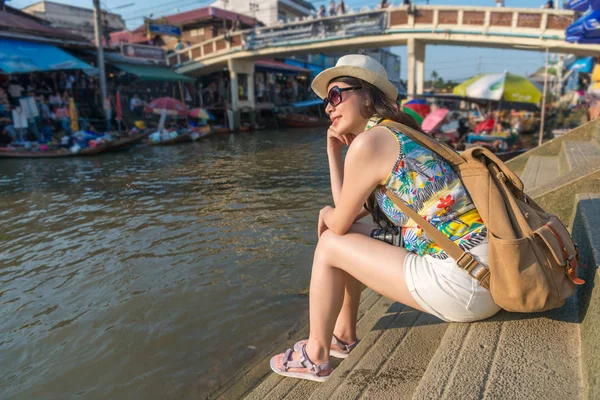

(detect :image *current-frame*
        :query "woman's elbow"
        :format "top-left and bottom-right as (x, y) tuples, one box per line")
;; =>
(329, 223), (350, 236)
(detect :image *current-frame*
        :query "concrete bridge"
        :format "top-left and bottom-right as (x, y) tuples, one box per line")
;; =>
(167, 5), (598, 129)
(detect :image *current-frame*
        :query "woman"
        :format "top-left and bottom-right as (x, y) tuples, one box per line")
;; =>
(269, 55), (500, 382)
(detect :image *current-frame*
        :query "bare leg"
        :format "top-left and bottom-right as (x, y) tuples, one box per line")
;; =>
(273, 227), (425, 375)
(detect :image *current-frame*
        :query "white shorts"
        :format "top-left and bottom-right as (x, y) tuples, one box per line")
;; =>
(404, 239), (501, 322)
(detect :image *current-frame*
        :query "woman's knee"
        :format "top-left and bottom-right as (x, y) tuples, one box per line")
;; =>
(315, 230), (341, 263)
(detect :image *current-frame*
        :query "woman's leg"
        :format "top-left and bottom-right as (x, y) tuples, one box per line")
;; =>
(332, 222), (378, 344)
(273, 227), (425, 375)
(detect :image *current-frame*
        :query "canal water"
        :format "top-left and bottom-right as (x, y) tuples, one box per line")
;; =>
(0, 128), (333, 399)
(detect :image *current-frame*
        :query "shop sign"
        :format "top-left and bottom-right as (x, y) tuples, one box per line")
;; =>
(147, 23), (182, 37)
(244, 11), (387, 50)
(121, 43), (166, 61)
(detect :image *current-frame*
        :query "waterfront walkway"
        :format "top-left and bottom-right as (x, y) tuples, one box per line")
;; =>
(210, 119), (600, 400)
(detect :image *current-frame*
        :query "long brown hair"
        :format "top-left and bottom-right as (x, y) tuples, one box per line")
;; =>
(329, 76), (422, 230)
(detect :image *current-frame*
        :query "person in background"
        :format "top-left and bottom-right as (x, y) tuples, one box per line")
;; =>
(175, 39), (185, 51)
(328, 0), (337, 16)
(0, 125), (13, 147)
(543, 0), (554, 8)
(336, 0), (346, 15)
(380, 0), (389, 8)
(318, 4), (326, 18)
(495, 0), (504, 7)
(7, 78), (23, 106)
(49, 91), (62, 107)
(130, 94), (142, 116)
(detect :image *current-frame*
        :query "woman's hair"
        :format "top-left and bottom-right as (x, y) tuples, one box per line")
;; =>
(329, 76), (423, 231)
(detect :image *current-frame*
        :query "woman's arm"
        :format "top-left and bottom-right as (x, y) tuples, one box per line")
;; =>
(322, 128), (398, 235)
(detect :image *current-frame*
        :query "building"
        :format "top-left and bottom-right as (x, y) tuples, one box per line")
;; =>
(211, 0), (314, 27)
(22, 0), (126, 42)
(110, 7), (257, 52)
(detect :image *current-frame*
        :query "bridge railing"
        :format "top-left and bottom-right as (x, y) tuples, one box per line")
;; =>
(166, 5), (575, 67)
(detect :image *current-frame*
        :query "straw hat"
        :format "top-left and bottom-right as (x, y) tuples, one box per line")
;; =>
(311, 55), (398, 102)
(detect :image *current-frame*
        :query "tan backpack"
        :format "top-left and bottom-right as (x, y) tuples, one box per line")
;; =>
(377, 121), (583, 313)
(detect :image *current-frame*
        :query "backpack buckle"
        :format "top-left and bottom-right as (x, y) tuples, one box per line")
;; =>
(456, 252), (478, 273)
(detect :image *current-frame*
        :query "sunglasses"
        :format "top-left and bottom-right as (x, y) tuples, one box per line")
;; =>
(323, 85), (361, 109)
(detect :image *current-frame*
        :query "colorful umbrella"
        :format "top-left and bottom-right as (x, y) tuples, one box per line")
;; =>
(69, 97), (79, 132)
(421, 108), (449, 133)
(145, 97), (189, 117)
(189, 108), (216, 120)
(402, 106), (424, 125)
(403, 99), (431, 118)
(453, 72), (542, 104)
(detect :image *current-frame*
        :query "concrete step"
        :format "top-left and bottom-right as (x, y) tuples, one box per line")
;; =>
(519, 155), (559, 191)
(412, 302), (582, 399)
(212, 288), (385, 399)
(571, 193), (600, 399)
(559, 141), (600, 175)
(506, 119), (600, 176)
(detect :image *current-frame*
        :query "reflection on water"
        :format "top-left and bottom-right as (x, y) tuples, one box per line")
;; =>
(0, 128), (331, 399)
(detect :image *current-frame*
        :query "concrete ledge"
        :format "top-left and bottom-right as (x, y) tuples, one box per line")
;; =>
(520, 155), (559, 191)
(506, 119), (600, 175)
(571, 193), (600, 400)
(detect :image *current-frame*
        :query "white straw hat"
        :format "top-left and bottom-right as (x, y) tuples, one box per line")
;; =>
(311, 55), (398, 102)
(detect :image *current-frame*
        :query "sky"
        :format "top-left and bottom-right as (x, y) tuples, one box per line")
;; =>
(8, 0), (561, 81)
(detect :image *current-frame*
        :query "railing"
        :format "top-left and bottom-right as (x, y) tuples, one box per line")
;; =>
(166, 5), (576, 67)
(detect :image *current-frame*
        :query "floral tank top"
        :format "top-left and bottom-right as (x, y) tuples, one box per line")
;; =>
(367, 115), (487, 259)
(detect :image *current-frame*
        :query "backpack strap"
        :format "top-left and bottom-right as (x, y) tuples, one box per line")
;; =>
(375, 120), (465, 167)
(383, 188), (491, 290)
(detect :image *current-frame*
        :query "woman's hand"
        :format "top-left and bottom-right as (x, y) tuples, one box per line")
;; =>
(318, 206), (334, 238)
(327, 124), (356, 153)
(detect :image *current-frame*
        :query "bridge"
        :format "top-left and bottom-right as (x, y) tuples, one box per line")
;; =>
(167, 5), (598, 129)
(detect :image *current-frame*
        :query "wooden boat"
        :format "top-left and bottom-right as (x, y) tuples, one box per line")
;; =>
(150, 131), (193, 146)
(104, 130), (151, 152)
(0, 144), (108, 159)
(210, 126), (231, 134)
(276, 99), (329, 129)
(190, 125), (212, 140)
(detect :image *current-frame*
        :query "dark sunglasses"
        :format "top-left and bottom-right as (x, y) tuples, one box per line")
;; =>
(323, 85), (361, 109)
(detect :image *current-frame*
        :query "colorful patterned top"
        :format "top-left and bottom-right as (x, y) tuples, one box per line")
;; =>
(367, 115), (487, 259)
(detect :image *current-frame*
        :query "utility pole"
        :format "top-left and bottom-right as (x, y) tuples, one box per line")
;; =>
(93, 0), (108, 104)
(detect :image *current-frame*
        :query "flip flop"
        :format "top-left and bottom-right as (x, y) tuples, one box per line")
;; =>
(269, 344), (333, 382)
(293, 335), (359, 359)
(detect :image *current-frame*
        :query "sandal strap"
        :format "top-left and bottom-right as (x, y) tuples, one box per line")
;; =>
(332, 334), (359, 353)
(281, 345), (332, 375)
(301, 344), (331, 375)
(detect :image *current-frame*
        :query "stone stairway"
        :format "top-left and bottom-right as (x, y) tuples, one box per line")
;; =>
(208, 121), (600, 400)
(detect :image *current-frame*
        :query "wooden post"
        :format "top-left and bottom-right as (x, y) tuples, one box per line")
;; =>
(539, 48), (549, 147)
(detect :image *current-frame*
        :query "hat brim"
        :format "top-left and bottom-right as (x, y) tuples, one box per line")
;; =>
(311, 65), (398, 102)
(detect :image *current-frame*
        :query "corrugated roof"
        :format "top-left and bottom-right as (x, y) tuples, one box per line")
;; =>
(0, 6), (88, 43)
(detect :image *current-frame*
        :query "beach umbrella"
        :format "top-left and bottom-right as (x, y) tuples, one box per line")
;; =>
(145, 97), (189, 117)
(421, 108), (449, 133)
(402, 106), (424, 125)
(453, 72), (542, 104)
(189, 108), (216, 120)
(69, 98), (79, 132)
(403, 99), (431, 118)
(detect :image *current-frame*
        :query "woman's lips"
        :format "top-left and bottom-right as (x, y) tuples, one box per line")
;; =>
(332, 116), (341, 126)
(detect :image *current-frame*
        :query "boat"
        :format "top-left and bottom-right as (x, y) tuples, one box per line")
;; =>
(190, 125), (212, 140)
(104, 129), (151, 152)
(0, 130), (150, 159)
(149, 130), (193, 146)
(0, 144), (108, 158)
(277, 99), (330, 128)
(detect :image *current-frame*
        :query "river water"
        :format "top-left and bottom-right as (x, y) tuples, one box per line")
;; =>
(0, 128), (332, 399)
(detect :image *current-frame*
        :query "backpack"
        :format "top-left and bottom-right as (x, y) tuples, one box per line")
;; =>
(376, 120), (583, 313)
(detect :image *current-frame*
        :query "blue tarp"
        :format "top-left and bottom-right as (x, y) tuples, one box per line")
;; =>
(570, 57), (595, 73)
(284, 59), (324, 76)
(0, 39), (93, 74)
(565, 0), (600, 12)
(291, 99), (323, 108)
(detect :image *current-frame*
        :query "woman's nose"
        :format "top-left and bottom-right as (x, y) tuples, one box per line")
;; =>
(325, 102), (335, 115)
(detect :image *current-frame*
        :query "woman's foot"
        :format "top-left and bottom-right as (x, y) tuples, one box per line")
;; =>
(270, 344), (333, 382)
(293, 334), (359, 359)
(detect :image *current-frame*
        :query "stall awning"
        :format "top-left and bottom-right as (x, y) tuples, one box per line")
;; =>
(569, 57), (594, 74)
(0, 38), (93, 74)
(113, 63), (194, 82)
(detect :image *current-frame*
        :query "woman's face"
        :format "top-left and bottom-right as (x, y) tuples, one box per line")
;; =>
(325, 81), (370, 136)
